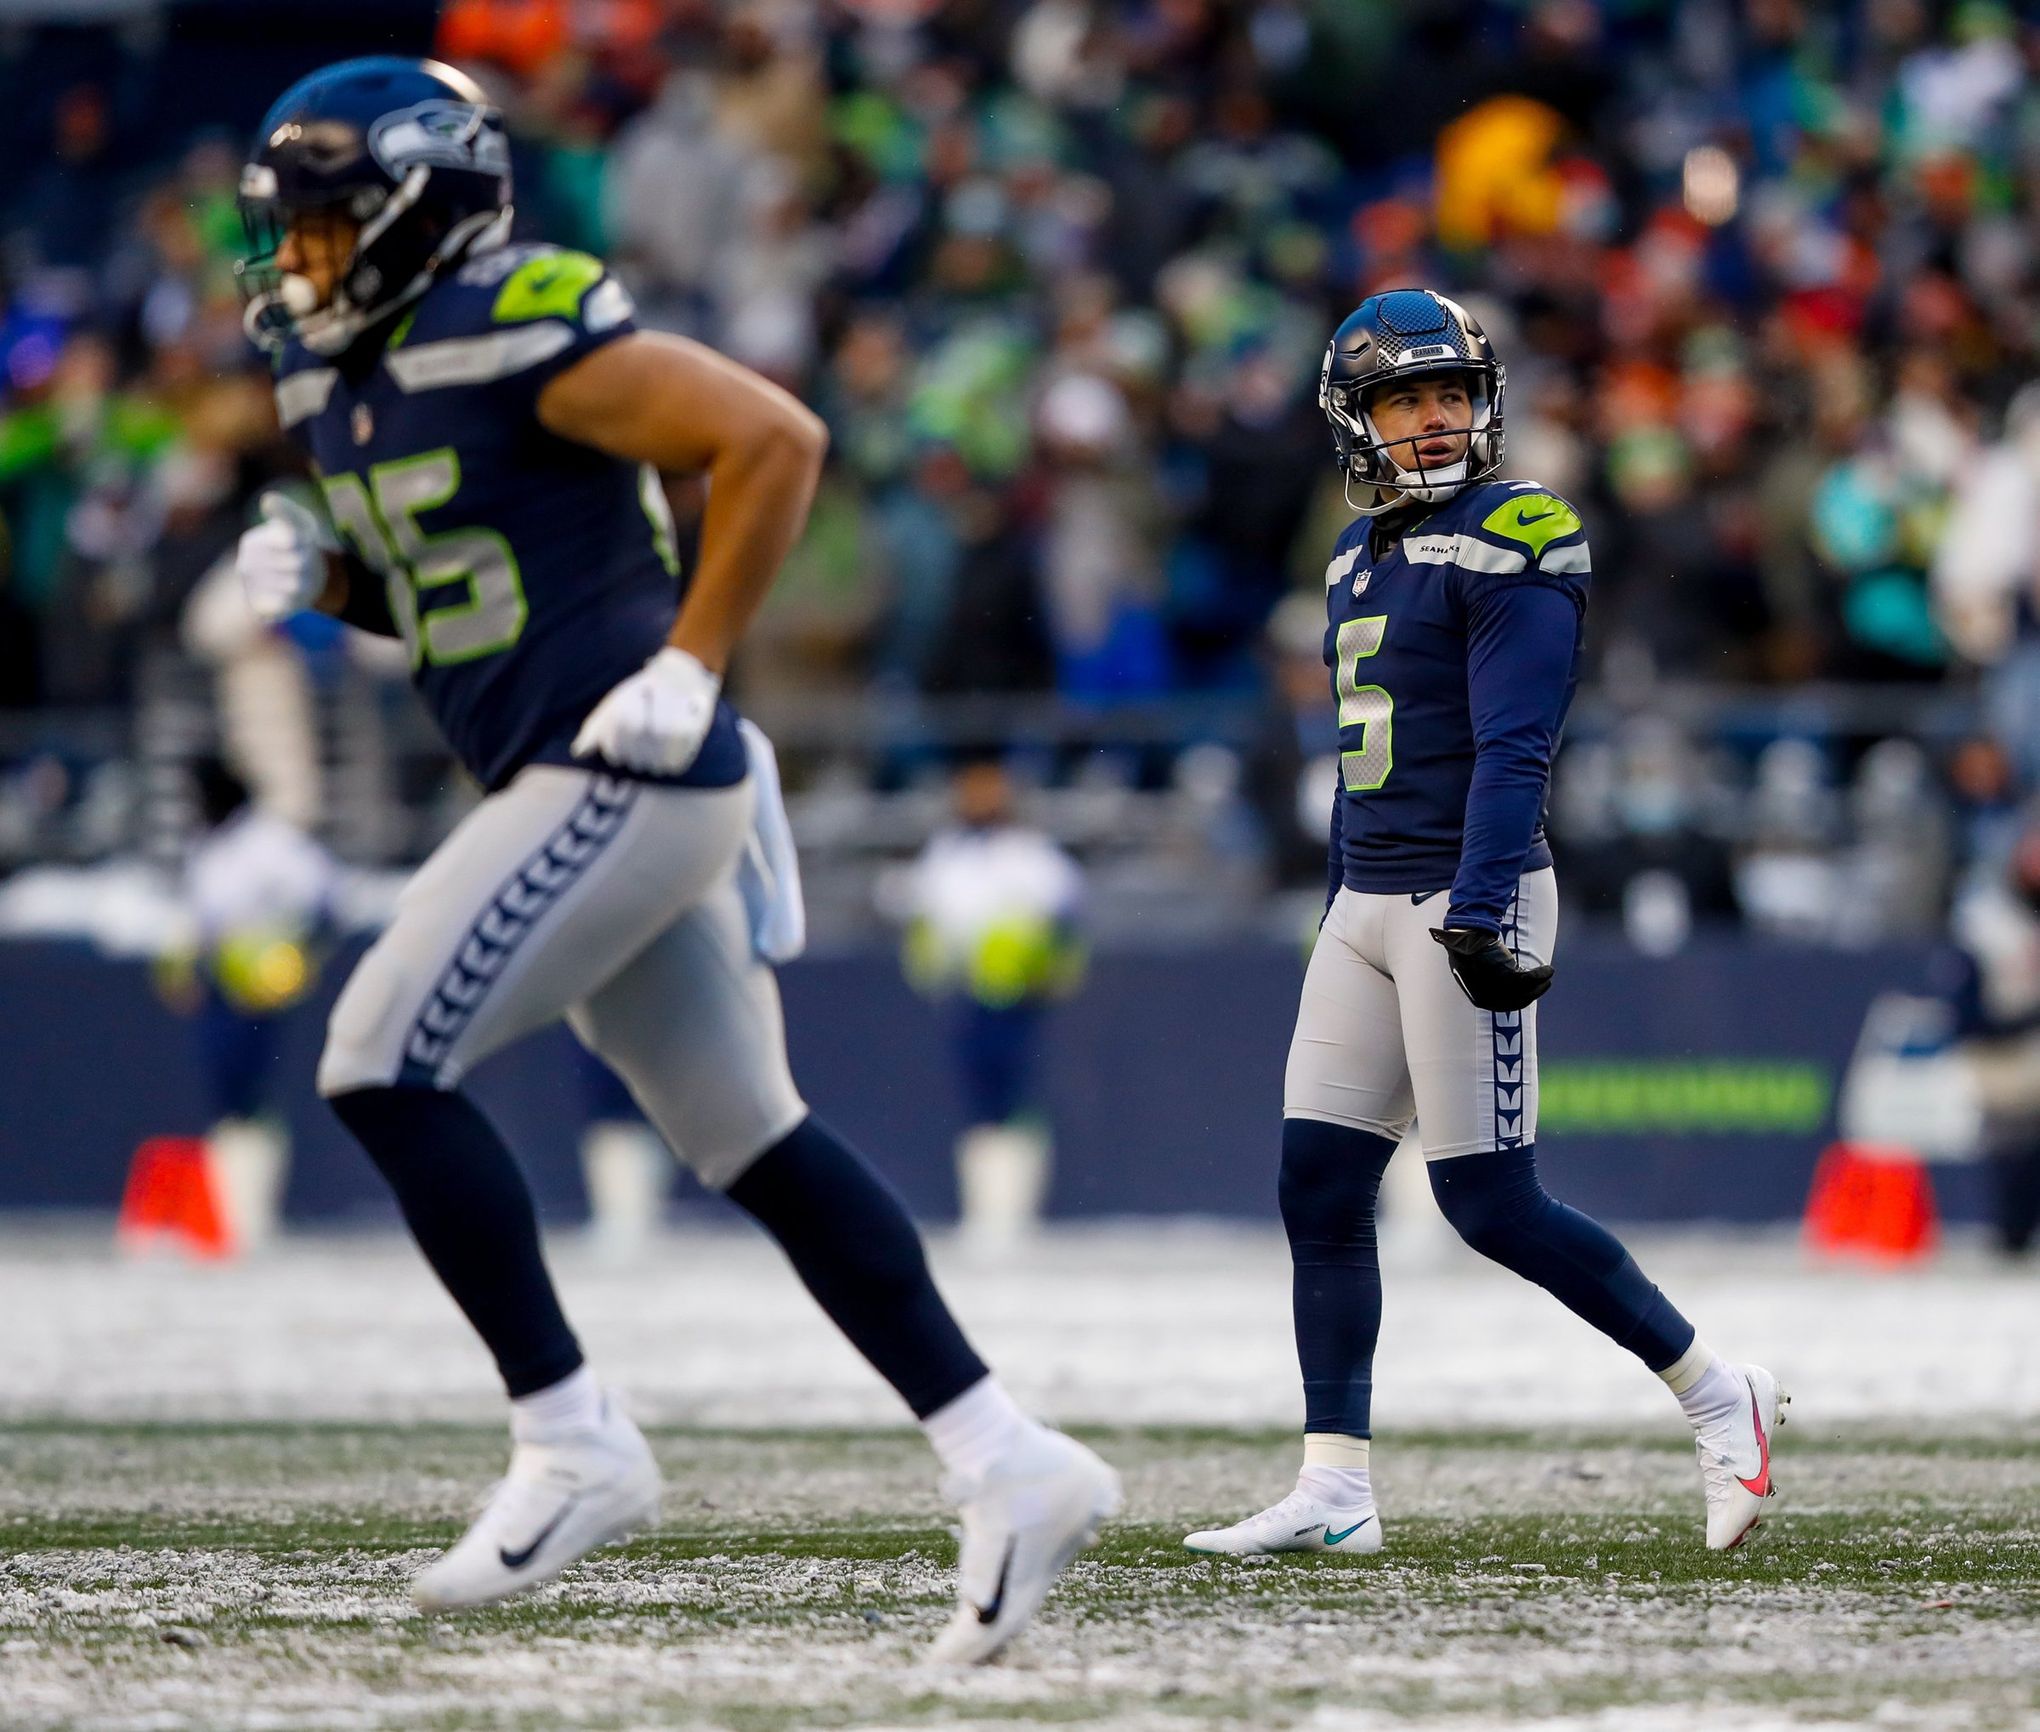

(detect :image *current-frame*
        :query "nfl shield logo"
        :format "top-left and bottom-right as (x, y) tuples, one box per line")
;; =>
(352, 403), (374, 445)
(1351, 569), (1371, 598)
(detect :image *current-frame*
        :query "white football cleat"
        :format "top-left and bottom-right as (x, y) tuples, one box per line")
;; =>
(413, 1393), (661, 1612)
(1184, 1487), (1383, 1556)
(929, 1427), (1121, 1665)
(1696, 1363), (1788, 1551)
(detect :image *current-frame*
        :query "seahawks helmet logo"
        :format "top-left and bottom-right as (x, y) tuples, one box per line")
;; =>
(368, 101), (509, 179)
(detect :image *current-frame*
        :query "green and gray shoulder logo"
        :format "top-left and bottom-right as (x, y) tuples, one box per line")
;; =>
(493, 251), (606, 325)
(1482, 492), (1581, 559)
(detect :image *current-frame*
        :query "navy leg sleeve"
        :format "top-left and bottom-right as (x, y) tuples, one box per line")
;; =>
(1281, 1117), (1397, 1437)
(330, 1085), (584, 1398)
(1428, 1145), (1695, 1371)
(727, 1115), (989, 1419)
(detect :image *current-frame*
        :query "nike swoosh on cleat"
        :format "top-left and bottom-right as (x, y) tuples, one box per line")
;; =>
(1323, 1517), (1375, 1546)
(498, 1499), (579, 1571)
(971, 1538), (1018, 1626)
(1735, 1385), (1772, 1497)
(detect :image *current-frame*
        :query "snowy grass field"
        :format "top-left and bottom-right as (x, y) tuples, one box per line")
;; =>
(5, 1223), (2039, 1729)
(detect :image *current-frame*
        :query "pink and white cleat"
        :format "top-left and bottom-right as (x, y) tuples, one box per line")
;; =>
(1695, 1363), (1788, 1550)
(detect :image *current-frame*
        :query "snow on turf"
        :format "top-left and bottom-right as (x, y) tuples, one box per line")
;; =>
(5, 1430), (2038, 1732)
(2, 1223), (2035, 1428)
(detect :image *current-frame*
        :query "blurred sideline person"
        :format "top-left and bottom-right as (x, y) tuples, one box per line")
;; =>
(575, 1044), (673, 1264)
(1943, 821), (2040, 1257)
(158, 757), (337, 1249)
(1187, 292), (1785, 1562)
(895, 757), (1084, 1251)
(1933, 383), (2040, 791)
(232, 59), (1115, 1657)
(181, 505), (328, 832)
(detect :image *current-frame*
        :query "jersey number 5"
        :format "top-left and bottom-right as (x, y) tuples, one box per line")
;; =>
(322, 447), (528, 669)
(1335, 614), (1392, 791)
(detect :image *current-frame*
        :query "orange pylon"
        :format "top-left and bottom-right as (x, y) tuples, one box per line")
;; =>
(116, 1137), (233, 1259)
(1802, 1142), (1939, 1264)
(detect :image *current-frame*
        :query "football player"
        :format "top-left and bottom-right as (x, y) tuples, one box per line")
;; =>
(232, 59), (1116, 1658)
(1185, 291), (1785, 1558)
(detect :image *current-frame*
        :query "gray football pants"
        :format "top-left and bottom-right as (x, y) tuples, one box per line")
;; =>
(317, 764), (808, 1191)
(1285, 868), (1558, 1159)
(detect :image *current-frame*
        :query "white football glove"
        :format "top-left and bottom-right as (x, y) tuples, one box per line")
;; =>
(571, 646), (722, 777)
(236, 490), (334, 624)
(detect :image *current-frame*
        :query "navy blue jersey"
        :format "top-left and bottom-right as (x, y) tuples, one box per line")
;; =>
(271, 242), (744, 793)
(1321, 477), (1589, 930)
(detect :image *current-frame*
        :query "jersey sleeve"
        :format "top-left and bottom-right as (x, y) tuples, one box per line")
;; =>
(1444, 488), (1590, 933)
(386, 247), (638, 409)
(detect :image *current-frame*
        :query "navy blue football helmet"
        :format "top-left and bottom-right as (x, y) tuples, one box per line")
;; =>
(1318, 289), (1505, 514)
(237, 57), (512, 356)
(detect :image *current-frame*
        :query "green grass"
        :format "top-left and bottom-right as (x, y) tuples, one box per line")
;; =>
(4, 1423), (2039, 1730)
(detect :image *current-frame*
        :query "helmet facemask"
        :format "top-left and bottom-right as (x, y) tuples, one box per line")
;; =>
(239, 166), (512, 357)
(1320, 359), (1506, 516)
(237, 171), (376, 356)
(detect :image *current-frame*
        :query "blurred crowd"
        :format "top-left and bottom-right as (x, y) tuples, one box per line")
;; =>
(2, 0), (2039, 935)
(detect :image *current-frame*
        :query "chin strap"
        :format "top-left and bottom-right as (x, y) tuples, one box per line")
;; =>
(1342, 472), (1405, 517)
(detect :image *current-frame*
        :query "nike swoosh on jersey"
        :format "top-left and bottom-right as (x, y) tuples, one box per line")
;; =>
(1323, 1516), (1376, 1546)
(498, 1499), (579, 1571)
(971, 1537), (1018, 1625)
(1735, 1385), (1772, 1496)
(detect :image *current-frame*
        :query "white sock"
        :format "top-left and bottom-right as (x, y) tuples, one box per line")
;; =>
(511, 1365), (605, 1442)
(1659, 1339), (1744, 1431)
(1300, 1433), (1372, 1508)
(922, 1375), (1036, 1482)
(1299, 1464), (1373, 1507)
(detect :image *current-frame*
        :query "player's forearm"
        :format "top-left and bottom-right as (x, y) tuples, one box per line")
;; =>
(534, 329), (829, 672)
(315, 550), (401, 639)
(311, 551), (350, 615)
(1448, 746), (1550, 930)
(665, 417), (826, 673)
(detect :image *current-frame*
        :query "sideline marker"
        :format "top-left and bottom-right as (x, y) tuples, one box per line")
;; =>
(117, 1137), (233, 1259)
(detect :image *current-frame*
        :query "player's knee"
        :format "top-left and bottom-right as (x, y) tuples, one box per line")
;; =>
(689, 1099), (812, 1193)
(1280, 1060), (1412, 1147)
(326, 1080), (432, 1147)
(317, 950), (418, 1098)
(1428, 1145), (1545, 1256)
(1279, 1116), (1395, 1250)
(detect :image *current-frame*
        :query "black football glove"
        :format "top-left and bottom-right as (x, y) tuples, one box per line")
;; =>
(1430, 925), (1553, 1013)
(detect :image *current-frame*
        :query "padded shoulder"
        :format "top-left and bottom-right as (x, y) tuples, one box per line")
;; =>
(403, 244), (633, 343)
(1456, 479), (1591, 583)
(372, 245), (637, 397)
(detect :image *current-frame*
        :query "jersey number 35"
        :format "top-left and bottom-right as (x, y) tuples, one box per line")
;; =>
(322, 446), (528, 669)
